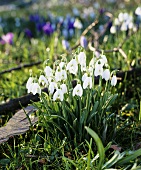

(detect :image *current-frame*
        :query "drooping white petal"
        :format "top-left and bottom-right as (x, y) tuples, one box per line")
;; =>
(82, 73), (88, 82)
(61, 70), (67, 80)
(49, 82), (57, 94)
(60, 84), (68, 94)
(111, 75), (117, 86)
(31, 83), (41, 95)
(55, 71), (62, 82)
(73, 84), (83, 97)
(78, 52), (86, 65)
(83, 77), (92, 89)
(66, 59), (78, 75)
(102, 69), (111, 81)
(110, 26), (116, 34)
(26, 77), (34, 89)
(44, 66), (53, 78)
(39, 75), (48, 86)
(94, 64), (103, 77)
(53, 89), (64, 101)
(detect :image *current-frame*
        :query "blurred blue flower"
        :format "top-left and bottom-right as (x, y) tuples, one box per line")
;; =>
(25, 28), (33, 38)
(42, 22), (54, 36)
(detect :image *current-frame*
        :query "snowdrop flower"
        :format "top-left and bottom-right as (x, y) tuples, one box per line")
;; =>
(102, 69), (110, 81)
(26, 77), (34, 90)
(74, 18), (83, 29)
(73, 84), (83, 97)
(135, 7), (141, 16)
(53, 89), (64, 101)
(55, 71), (62, 82)
(39, 75), (48, 86)
(121, 22), (127, 31)
(44, 66), (53, 78)
(59, 62), (65, 69)
(78, 52), (86, 65)
(49, 82), (57, 94)
(128, 22), (134, 29)
(66, 59), (78, 75)
(110, 25), (116, 34)
(83, 77), (92, 89)
(60, 84), (68, 94)
(111, 75), (117, 86)
(118, 13), (124, 22)
(94, 63), (103, 77)
(100, 55), (108, 65)
(114, 18), (120, 26)
(61, 70), (67, 80)
(31, 83), (41, 95)
(82, 73), (88, 82)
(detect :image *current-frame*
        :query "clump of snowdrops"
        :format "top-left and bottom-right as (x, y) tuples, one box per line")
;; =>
(26, 49), (118, 144)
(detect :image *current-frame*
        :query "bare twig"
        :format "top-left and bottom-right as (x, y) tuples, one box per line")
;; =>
(0, 61), (42, 75)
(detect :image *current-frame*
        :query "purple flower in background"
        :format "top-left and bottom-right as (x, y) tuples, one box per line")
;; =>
(99, 8), (105, 15)
(25, 28), (33, 38)
(42, 22), (54, 36)
(80, 36), (88, 48)
(29, 14), (40, 23)
(68, 18), (75, 30)
(0, 32), (14, 45)
(36, 22), (46, 32)
(62, 40), (70, 50)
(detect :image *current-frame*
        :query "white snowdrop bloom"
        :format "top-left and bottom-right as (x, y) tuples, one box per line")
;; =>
(55, 71), (62, 82)
(94, 63), (103, 77)
(78, 52), (86, 65)
(44, 66), (53, 78)
(61, 70), (67, 80)
(73, 84), (83, 97)
(135, 7), (141, 16)
(31, 83), (41, 95)
(110, 25), (116, 34)
(123, 13), (129, 21)
(27, 83), (33, 93)
(66, 59), (78, 75)
(102, 69), (110, 81)
(118, 12), (124, 22)
(95, 55), (107, 68)
(111, 75), (117, 86)
(59, 62), (65, 69)
(80, 62), (86, 72)
(121, 22), (127, 31)
(128, 22), (134, 29)
(26, 77), (34, 89)
(114, 18), (120, 26)
(83, 77), (92, 89)
(74, 18), (83, 29)
(39, 75), (48, 86)
(53, 89), (64, 101)
(49, 82), (57, 94)
(82, 73), (88, 82)
(60, 84), (68, 94)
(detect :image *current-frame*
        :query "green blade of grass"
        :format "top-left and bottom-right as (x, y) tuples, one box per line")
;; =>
(85, 126), (105, 170)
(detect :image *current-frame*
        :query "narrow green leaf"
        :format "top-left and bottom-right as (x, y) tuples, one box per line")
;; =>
(116, 148), (141, 165)
(85, 126), (105, 170)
